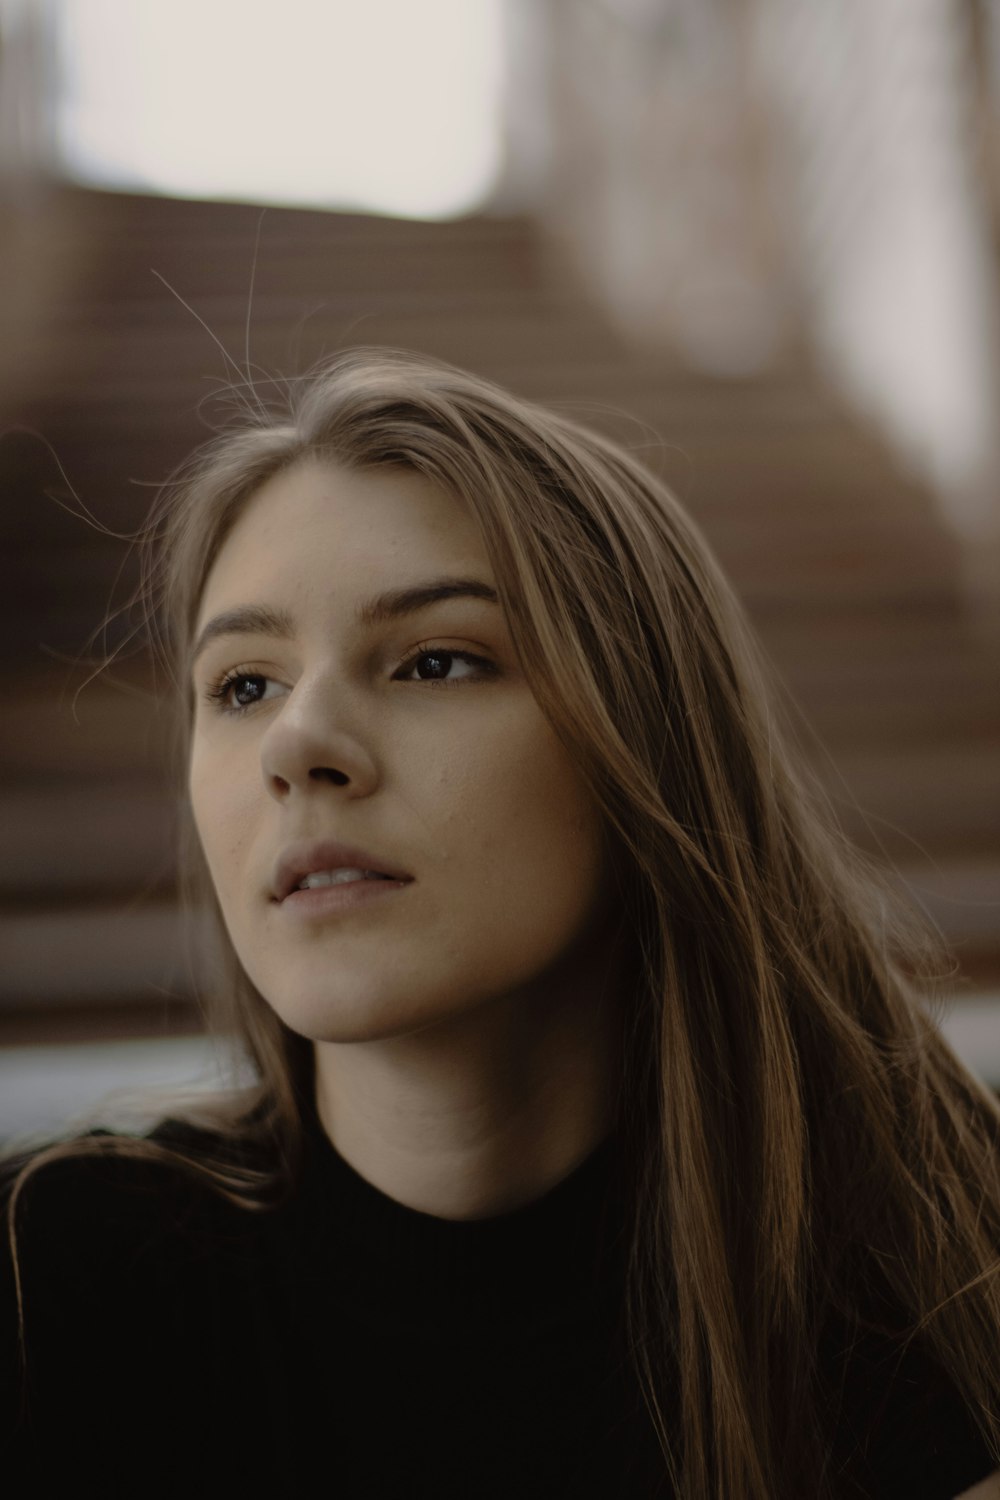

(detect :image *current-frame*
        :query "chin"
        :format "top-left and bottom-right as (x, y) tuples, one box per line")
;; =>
(258, 979), (444, 1046)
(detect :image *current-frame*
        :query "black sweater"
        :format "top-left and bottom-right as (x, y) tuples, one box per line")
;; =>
(2, 1109), (995, 1499)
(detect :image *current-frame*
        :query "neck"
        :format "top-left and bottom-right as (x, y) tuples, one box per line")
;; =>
(312, 923), (629, 1221)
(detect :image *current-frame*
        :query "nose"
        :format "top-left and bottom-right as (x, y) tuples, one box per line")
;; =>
(260, 681), (377, 801)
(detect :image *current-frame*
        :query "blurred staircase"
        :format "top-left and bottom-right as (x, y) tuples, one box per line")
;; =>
(1, 185), (998, 1045)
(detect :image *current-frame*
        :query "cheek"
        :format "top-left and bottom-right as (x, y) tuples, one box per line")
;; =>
(447, 718), (603, 918)
(187, 739), (261, 897)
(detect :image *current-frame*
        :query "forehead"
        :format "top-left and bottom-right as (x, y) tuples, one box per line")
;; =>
(198, 458), (488, 618)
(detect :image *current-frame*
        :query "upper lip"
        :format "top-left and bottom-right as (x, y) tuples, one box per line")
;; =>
(271, 839), (414, 901)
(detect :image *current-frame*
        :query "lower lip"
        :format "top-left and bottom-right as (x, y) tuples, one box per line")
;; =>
(276, 878), (413, 918)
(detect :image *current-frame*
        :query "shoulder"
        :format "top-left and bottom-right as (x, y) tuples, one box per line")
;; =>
(0, 1123), (273, 1480)
(1, 1121), (280, 1386)
(4, 1124), (219, 1228)
(0, 1121), (263, 1302)
(826, 1312), (999, 1499)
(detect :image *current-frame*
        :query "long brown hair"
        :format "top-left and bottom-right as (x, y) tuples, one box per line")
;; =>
(7, 347), (1000, 1496)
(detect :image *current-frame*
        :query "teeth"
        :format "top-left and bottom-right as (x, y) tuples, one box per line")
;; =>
(297, 869), (385, 890)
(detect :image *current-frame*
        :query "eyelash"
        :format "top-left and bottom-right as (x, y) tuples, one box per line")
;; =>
(202, 644), (497, 716)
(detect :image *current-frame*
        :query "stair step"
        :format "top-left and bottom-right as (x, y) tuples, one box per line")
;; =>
(812, 744), (1000, 859)
(0, 784), (177, 899)
(0, 901), (189, 1008)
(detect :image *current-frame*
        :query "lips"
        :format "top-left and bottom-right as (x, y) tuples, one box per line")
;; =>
(271, 838), (413, 902)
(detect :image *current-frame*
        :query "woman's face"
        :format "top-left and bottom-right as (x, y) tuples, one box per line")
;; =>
(188, 456), (619, 1045)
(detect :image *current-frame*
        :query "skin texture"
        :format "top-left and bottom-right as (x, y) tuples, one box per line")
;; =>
(188, 457), (630, 1220)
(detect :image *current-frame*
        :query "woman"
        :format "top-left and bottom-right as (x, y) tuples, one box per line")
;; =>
(3, 347), (999, 1498)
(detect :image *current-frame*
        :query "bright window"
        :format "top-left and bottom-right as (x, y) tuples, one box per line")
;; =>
(53, 0), (504, 219)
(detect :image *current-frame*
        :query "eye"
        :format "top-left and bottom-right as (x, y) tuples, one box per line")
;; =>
(204, 670), (286, 714)
(395, 646), (497, 686)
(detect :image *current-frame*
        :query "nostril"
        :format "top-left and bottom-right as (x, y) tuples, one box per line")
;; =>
(308, 767), (348, 785)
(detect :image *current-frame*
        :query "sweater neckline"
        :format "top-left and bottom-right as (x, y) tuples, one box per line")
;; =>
(291, 1104), (628, 1334)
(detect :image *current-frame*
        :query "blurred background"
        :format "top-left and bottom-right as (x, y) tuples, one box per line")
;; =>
(1, 0), (998, 1142)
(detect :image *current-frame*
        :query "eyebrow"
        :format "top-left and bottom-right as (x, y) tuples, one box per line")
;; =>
(189, 576), (501, 666)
